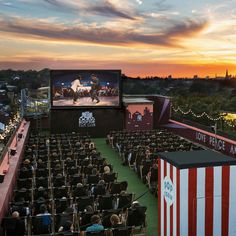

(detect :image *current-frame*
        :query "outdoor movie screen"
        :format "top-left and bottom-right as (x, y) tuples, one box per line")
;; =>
(51, 70), (121, 108)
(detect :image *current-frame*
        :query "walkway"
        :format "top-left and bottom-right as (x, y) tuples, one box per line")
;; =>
(94, 138), (158, 236)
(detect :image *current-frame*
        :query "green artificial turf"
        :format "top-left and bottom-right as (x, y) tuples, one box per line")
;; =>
(94, 138), (158, 236)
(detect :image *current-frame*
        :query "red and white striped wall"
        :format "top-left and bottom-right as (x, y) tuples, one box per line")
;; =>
(158, 159), (236, 236)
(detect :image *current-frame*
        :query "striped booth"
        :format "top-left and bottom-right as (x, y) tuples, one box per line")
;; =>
(158, 150), (236, 236)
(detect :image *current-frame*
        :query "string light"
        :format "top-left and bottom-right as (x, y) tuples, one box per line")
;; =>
(0, 111), (21, 142)
(171, 105), (222, 121)
(224, 120), (236, 128)
(172, 105), (236, 128)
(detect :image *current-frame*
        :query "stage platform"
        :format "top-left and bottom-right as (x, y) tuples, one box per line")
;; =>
(53, 96), (119, 107)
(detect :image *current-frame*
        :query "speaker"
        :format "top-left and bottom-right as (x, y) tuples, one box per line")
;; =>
(0, 174), (5, 183)
(9, 148), (16, 156)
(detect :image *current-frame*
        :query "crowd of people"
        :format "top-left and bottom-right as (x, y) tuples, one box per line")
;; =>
(53, 87), (118, 99)
(2, 132), (147, 236)
(107, 129), (203, 195)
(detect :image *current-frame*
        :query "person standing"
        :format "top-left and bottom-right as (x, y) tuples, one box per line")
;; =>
(71, 75), (82, 104)
(90, 74), (100, 103)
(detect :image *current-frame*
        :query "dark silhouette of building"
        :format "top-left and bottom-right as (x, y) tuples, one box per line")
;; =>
(127, 106), (153, 130)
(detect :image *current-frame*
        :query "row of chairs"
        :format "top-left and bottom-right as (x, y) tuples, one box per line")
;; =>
(2, 132), (147, 235)
(107, 129), (203, 195)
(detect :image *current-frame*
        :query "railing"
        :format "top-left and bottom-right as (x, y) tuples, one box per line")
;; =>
(171, 117), (236, 141)
(0, 120), (22, 166)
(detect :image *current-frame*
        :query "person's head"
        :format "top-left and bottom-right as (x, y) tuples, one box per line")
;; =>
(39, 204), (47, 213)
(91, 215), (101, 224)
(52, 152), (57, 158)
(132, 201), (140, 208)
(104, 165), (110, 174)
(91, 74), (97, 80)
(98, 179), (105, 185)
(120, 190), (127, 195)
(21, 167), (27, 172)
(23, 159), (30, 165)
(37, 197), (45, 202)
(92, 168), (97, 175)
(64, 207), (74, 215)
(85, 205), (94, 213)
(110, 214), (120, 225)
(38, 186), (44, 191)
(77, 75), (82, 81)
(88, 163), (93, 169)
(57, 173), (63, 178)
(76, 183), (83, 188)
(12, 211), (20, 219)
(55, 163), (61, 169)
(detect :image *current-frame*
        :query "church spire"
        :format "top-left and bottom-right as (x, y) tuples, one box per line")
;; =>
(226, 69), (229, 79)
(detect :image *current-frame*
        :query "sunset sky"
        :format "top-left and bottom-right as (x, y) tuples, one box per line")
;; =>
(0, 0), (236, 77)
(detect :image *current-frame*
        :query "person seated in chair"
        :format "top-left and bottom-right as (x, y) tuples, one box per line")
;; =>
(37, 159), (46, 169)
(36, 186), (49, 200)
(110, 214), (125, 228)
(127, 201), (146, 227)
(58, 208), (74, 233)
(23, 159), (34, 171)
(35, 204), (52, 234)
(91, 180), (106, 196)
(103, 165), (111, 174)
(3, 211), (25, 236)
(58, 220), (74, 234)
(85, 214), (104, 233)
(73, 183), (87, 197)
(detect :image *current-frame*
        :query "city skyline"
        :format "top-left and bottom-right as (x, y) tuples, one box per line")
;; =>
(0, 0), (236, 77)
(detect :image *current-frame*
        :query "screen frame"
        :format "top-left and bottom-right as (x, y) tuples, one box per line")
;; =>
(50, 69), (122, 109)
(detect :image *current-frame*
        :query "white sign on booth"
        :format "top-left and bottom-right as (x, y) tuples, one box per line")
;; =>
(163, 176), (175, 206)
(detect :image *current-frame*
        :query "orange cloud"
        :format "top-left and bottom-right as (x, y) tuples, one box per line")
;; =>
(42, 0), (136, 20)
(0, 16), (208, 48)
(0, 56), (234, 78)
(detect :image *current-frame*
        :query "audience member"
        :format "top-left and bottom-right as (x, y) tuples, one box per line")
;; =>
(110, 214), (125, 228)
(58, 208), (74, 233)
(85, 215), (104, 232)
(3, 211), (25, 236)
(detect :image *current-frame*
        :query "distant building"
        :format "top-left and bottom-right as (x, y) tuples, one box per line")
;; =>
(226, 69), (229, 79)
(0, 81), (7, 90)
(127, 106), (153, 130)
(0, 110), (10, 125)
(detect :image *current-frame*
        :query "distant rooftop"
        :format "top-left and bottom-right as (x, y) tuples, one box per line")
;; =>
(123, 97), (154, 105)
